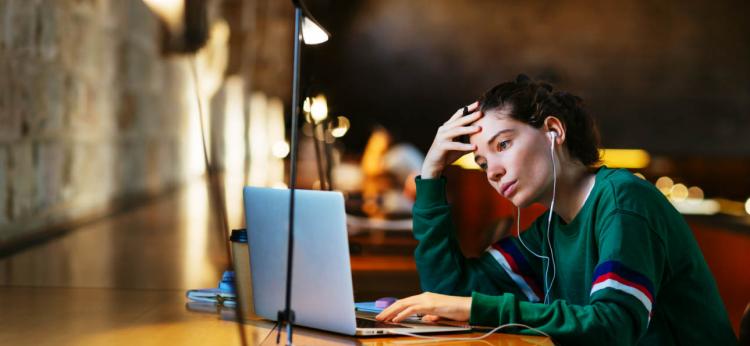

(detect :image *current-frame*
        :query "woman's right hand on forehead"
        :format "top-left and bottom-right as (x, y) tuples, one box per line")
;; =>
(420, 102), (482, 179)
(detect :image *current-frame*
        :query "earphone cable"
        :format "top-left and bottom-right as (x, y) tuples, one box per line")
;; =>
(544, 133), (558, 304)
(391, 323), (550, 344)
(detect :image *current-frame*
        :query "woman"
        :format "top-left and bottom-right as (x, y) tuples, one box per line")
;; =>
(376, 75), (737, 345)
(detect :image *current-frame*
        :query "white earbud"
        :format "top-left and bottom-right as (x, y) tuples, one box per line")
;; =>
(547, 130), (558, 140)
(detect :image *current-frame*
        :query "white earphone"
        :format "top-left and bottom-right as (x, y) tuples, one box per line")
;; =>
(547, 130), (558, 140)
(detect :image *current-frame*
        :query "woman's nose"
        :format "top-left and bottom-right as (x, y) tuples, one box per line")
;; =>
(486, 162), (505, 182)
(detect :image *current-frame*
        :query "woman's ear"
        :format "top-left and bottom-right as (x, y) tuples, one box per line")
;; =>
(543, 116), (565, 144)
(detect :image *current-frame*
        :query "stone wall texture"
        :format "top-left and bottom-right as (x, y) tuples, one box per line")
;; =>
(0, 0), (293, 245)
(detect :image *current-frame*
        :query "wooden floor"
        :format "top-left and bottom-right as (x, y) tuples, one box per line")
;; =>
(0, 179), (551, 345)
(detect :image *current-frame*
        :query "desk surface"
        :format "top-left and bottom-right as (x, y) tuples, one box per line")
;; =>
(267, 325), (553, 346)
(0, 286), (552, 346)
(0, 180), (551, 345)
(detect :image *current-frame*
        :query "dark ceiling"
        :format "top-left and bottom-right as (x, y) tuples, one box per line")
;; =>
(302, 0), (750, 157)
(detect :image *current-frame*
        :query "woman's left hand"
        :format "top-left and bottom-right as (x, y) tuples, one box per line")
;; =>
(375, 292), (472, 323)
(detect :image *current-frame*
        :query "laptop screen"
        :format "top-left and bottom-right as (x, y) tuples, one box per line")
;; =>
(244, 187), (358, 335)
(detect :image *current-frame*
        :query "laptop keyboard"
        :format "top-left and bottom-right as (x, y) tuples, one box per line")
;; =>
(356, 317), (413, 329)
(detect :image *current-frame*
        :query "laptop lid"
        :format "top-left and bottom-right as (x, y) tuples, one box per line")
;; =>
(244, 187), (358, 335)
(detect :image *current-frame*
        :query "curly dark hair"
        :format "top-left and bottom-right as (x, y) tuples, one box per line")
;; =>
(478, 74), (601, 167)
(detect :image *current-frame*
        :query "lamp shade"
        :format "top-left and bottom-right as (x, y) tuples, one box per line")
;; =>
(301, 16), (329, 44)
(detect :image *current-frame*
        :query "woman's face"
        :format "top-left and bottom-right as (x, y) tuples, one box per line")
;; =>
(469, 107), (554, 208)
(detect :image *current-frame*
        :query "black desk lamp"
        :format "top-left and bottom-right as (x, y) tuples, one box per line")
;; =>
(280, 1), (330, 345)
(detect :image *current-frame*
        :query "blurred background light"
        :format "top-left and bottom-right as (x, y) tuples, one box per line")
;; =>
(142, 0), (184, 33)
(687, 186), (704, 201)
(599, 149), (650, 169)
(303, 97), (312, 114)
(310, 94), (328, 123)
(271, 141), (290, 159)
(655, 176), (674, 195)
(452, 153), (481, 170)
(672, 199), (720, 215)
(670, 183), (689, 202)
(715, 198), (747, 217)
(331, 116), (350, 138)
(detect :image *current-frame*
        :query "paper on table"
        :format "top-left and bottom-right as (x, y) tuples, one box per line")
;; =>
(354, 301), (423, 321)
(354, 301), (382, 313)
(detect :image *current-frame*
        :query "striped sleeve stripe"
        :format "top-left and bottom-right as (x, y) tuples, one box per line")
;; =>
(486, 238), (543, 302)
(496, 239), (545, 299)
(590, 261), (655, 318)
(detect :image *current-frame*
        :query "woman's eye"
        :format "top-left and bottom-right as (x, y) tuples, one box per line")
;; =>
(498, 140), (511, 150)
(478, 162), (487, 171)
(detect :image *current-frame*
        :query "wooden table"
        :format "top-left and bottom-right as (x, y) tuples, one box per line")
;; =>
(0, 180), (552, 345)
(0, 285), (551, 345)
(263, 322), (553, 346)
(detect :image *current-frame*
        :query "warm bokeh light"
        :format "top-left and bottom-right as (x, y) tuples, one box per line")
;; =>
(361, 128), (391, 176)
(745, 198), (750, 215)
(310, 95), (328, 123)
(271, 182), (288, 189)
(670, 183), (689, 202)
(599, 149), (651, 169)
(221, 77), (247, 223)
(182, 182), (210, 287)
(452, 152), (481, 170)
(142, 0), (184, 33)
(303, 97), (312, 112)
(248, 93), (269, 186)
(672, 199), (720, 215)
(301, 16), (329, 44)
(271, 141), (290, 158)
(312, 180), (322, 190)
(266, 98), (286, 187)
(687, 186), (704, 201)
(331, 116), (350, 138)
(247, 93), (286, 187)
(715, 198), (747, 216)
(655, 176), (674, 195)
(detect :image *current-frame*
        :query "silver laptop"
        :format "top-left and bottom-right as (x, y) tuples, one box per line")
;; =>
(243, 186), (471, 336)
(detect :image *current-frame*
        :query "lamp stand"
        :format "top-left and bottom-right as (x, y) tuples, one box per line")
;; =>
(276, 4), (302, 346)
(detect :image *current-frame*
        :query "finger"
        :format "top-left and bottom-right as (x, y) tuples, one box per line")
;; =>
(437, 114), (482, 137)
(438, 124), (481, 140)
(393, 306), (421, 323)
(440, 113), (482, 135)
(448, 101), (480, 121)
(439, 141), (476, 153)
(421, 314), (441, 323)
(376, 299), (409, 321)
(451, 109), (483, 126)
(376, 303), (399, 321)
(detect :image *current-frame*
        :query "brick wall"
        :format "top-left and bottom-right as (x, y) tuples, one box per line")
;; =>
(0, 0), (292, 246)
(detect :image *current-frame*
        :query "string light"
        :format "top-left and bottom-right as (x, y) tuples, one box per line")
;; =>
(330, 116), (350, 138)
(655, 176), (674, 196)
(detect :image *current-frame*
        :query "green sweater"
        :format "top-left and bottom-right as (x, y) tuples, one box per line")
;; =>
(413, 167), (737, 345)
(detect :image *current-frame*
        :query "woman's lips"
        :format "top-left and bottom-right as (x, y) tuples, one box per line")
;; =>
(501, 180), (517, 198)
